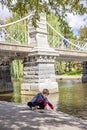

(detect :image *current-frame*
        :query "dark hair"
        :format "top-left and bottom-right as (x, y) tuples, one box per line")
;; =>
(42, 89), (49, 95)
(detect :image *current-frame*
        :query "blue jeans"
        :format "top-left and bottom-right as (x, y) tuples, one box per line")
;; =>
(27, 101), (45, 109)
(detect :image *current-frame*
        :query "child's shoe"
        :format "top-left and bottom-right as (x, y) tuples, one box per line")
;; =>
(31, 106), (37, 111)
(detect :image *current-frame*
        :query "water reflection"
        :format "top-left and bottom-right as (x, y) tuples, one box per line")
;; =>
(0, 80), (87, 120)
(58, 80), (87, 120)
(0, 81), (59, 111)
(12, 81), (21, 103)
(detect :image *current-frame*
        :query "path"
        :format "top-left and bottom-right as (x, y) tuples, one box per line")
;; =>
(0, 101), (87, 130)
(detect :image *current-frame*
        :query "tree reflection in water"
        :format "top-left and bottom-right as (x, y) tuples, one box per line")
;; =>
(0, 80), (87, 120)
(58, 80), (87, 120)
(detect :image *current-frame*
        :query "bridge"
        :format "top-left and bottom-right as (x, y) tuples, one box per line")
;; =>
(55, 48), (87, 61)
(0, 12), (87, 94)
(0, 42), (87, 61)
(0, 41), (32, 59)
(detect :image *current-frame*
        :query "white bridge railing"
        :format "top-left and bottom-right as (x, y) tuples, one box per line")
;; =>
(47, 22), (86, 50)
(0, 13), (33, 44)
(0, 13), (86, 51)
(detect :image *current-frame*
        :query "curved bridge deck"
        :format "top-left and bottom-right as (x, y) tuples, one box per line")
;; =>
(55, 48), (87, 61)
(0, 41), (33, 59)
(0, 41), (87, 61)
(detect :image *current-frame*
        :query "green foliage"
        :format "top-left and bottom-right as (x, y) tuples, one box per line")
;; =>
(5, 15), (28, 44)
(47, 12), (62, 47)
(12, 81), (21, 103)
(79, 26), (87, 40)
(55, 61), (82, 75)
(47, 12), (74, 47)
(1, 0), (87, 27)
(10, 60), (23, 80)
(5, 14), (27, 80)
(63, 70), (82, 76)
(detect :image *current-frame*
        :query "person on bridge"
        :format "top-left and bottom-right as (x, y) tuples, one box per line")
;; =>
(27, 88), (54, 110)
(63, 34), (68, 48)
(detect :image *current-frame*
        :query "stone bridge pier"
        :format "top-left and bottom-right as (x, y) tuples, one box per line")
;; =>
(21, 13), (59, 95)
(82, 61), (87, 83)
(0, 59), (13, 93)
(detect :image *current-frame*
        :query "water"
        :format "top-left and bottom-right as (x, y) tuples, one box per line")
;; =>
(0, 80), (87, 120)
(58, 80), (87, 120)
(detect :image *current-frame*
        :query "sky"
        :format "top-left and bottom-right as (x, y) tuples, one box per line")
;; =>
(0, 3), (87, 36)
(66, 13), (87, 36)
(0, 4), (11, 21)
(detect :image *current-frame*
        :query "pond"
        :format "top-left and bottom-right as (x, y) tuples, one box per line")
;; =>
(0, 80), (87, 120)
(58, 80), (87, 120)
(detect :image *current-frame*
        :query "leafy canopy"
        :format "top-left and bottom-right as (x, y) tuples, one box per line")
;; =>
(0, 0), (87, 27)
(79, 26), (87, 40)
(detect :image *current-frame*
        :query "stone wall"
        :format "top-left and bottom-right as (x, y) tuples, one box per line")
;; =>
(21, 54), (58, 95)
(0, 60), (13, 93)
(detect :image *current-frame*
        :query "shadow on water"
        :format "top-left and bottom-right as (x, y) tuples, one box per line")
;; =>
(0, 80), (87, 120)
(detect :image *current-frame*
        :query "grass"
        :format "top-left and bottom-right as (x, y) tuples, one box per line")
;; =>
(63, 70), (82, 76)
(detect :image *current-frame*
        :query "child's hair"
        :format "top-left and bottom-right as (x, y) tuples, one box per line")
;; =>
(42, 89), (49, 95)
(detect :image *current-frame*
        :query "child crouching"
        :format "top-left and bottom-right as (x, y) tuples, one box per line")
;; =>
(27, 89), (54, 110)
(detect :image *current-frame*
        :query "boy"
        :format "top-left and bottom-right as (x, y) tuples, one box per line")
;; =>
(27, 89), (54, 110)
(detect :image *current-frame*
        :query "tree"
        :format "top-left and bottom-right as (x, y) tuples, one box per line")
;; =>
(79, 26), (87, 40)
(5, 14), (26, 80)
(10, 60), (23, 80)
(5, 14), (28, 44)
(0, 0), (87, 27)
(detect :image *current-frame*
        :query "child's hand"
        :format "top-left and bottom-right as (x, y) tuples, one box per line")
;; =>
(44, 107), (48, 110)
(44, 107), (52, 111)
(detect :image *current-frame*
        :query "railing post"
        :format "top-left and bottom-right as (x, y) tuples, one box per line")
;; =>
(21, 13), (59, 95)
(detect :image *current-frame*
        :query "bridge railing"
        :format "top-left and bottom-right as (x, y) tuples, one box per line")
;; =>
(47, 22), (84, 51)
(0, 13), (85, 51)
(0, 14), (33, 44)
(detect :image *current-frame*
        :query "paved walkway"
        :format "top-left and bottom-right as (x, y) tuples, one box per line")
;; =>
(0, 101), (87, 130)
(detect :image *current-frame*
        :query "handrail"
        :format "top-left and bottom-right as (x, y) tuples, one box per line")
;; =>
(0, 13), (85, 51)
(0, 12), (33, 28)
(47, 22), (83, 50)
